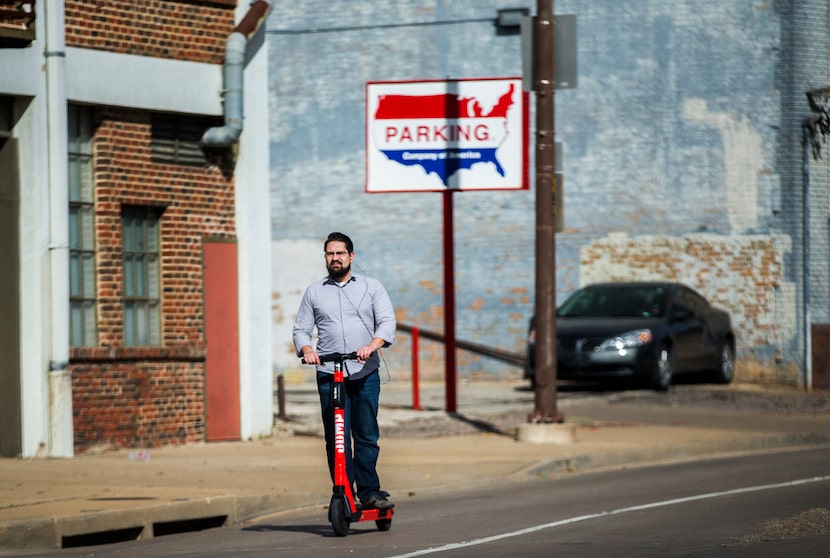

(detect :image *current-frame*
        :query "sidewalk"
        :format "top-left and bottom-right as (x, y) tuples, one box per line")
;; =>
(1, 379), (829, 552)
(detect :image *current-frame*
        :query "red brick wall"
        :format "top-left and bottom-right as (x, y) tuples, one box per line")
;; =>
(64, 0), (236, 64)
(93, 108), (235, 346)
(72, 358), (206, 449)
(70, 106), (236, 452)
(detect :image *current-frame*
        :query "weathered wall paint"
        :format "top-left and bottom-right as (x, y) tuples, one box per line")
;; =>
(580, 233), (794, 383)
(268, 1), (830, 386)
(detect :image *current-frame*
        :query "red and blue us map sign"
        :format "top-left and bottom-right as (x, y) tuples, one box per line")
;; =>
(366, 78), (528, 192)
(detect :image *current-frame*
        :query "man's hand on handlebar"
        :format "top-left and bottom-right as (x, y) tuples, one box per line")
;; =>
(355, 346), (374, 362)
(301, 349), (319, 365)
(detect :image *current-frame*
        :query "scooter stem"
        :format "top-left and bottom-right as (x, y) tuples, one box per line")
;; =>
(331, 363), (356, 512)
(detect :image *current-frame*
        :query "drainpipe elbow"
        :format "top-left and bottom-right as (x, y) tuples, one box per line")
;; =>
(201, 31), (248, 148)
(201, 0), (271, 150)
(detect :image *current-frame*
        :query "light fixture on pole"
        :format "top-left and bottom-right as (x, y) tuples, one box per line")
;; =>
(495, 7), (529, 35)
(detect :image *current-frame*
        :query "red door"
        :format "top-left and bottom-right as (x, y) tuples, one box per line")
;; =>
(203, 240), (241, 441)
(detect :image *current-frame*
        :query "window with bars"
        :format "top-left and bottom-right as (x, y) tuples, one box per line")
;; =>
(68, 104), (97, 347)
(122, 206), (162, 346)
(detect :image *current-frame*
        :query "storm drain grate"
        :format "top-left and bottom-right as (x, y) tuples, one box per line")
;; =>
(153, 515), (228, 537)
(62, 526), (144, 548)
(60, 515), (228, 548)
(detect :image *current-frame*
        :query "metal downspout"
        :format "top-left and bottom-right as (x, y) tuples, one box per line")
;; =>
(44, 1), (73, 456)
(802, 124), (812, 391)
(201, 0), (271, 147)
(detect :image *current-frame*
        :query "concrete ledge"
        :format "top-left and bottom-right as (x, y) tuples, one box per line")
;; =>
(0, 493), (321, 551)
(0, 517), (57, 551)
(516, 422), (576, 444)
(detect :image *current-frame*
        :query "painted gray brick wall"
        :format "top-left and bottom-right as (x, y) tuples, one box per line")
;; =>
(268, 0), (829, 384)
(775, 0), (830, 366)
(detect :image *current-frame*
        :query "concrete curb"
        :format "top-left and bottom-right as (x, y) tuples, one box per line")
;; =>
(0, 492), (323, 551)
(516, 422), (577, 444)
(523, 438), (830, 479)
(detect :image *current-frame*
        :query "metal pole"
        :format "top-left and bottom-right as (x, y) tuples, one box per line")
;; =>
(45, 0), (75, 456)
(443, 190), (457, 413)
(277, 374), (287, 420)
(531, 0), (562, 422)
(412, 326), (421, 410)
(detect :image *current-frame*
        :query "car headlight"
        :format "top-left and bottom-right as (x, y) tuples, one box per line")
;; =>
(597, 329), (653, 352)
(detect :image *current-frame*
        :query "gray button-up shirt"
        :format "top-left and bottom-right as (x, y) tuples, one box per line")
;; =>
(293, 273), (396, 379)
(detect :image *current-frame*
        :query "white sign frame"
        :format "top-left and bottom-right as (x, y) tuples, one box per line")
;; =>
(365, 77), (528, 193)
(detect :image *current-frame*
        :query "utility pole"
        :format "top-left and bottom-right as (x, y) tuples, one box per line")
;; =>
(530, 0), (563, 423)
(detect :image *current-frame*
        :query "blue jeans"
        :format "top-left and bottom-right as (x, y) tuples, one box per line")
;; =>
(317, 370), (381, 503)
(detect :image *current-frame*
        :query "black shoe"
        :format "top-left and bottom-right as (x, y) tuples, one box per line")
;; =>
(362, 491), (394, 510)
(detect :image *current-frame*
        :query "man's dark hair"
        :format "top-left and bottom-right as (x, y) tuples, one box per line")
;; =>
(325, 232), (354, 253)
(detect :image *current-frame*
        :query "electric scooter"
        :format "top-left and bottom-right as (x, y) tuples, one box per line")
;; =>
(303, 351), (394, 537)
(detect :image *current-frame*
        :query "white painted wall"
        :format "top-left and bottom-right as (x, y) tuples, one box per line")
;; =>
(17, 93), (52, 457)
(271, 239), (326, 375)
(235, 27), (274, 440)
(65, 48), (221, 115)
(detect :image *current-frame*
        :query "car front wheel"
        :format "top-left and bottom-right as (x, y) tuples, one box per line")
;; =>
(713, 342), (735, 384)
(651, 344), (674, 391)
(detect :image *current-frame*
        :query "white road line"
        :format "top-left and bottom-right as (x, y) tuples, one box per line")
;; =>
(386, 475), (830, 558)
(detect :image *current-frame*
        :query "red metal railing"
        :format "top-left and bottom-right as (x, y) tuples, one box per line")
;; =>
(397, 323), (526, 411)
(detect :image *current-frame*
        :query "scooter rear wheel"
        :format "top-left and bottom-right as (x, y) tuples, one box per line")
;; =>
(330, 498), (350, 537)
(376, 519), (392, 531)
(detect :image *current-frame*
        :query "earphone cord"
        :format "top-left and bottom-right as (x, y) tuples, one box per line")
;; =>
(345, 262), (392, 385)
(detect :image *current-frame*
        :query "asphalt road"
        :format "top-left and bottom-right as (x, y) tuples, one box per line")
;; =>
(18, 446), (830, 558)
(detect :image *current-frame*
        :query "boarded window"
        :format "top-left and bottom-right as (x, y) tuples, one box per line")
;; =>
(151, 114), (220, 167)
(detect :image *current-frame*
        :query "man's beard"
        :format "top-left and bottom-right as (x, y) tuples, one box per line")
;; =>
(327, 262), (351, 281)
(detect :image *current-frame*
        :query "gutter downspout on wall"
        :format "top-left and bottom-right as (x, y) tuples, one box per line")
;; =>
(802, 123), (813, 391)
(201, 0), (271, 148)
(44, 1), (73, 457)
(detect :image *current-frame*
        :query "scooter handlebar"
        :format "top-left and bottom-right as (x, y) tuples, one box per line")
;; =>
(318, 352), (359, 363)
(301, 351), (362, 364)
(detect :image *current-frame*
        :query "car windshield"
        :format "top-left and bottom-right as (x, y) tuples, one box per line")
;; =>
(558, 285), (667, 318)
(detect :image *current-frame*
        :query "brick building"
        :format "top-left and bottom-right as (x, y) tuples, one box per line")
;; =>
(268, 1), (830, 391)
(0, 1), (273, 457)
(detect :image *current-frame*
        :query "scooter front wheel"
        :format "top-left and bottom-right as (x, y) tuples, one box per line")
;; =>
(330, 497), (350, 537)
(376, 518), (392, 531)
